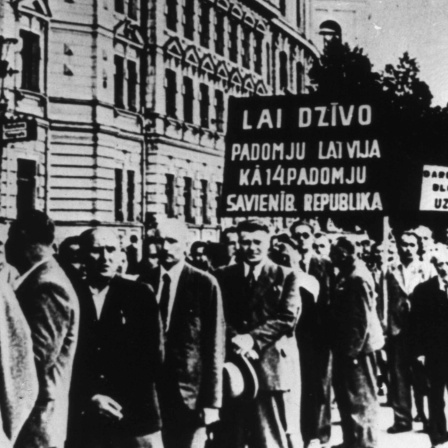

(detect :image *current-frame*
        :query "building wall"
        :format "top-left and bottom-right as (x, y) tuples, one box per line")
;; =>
(0, 0), (319, 243)
(145, 0), (319, 241)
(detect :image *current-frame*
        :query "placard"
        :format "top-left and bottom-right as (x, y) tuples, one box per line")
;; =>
(221, 95), (386, 217)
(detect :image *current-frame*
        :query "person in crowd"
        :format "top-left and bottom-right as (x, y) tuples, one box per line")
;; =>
(0, 240), (19, 285)
(220, 226), (239, 266)
(141, 236), (160, 271)
(66, 227), (163, 448)
(5, 210), (79, 448)
(386, 230), (435, 433)
(57, 235), (85, 283)
(290, 219), (334, 448)
(414, 225), (435, 263)
(189, 241), (213, 273)
(0, 281), (38, 447)
(411, 245), (448, 448)
(125, 234), (140, 275)
(330, 237), (384, 448)
(215, 219), (302, 448)
(313, 232), (331, 260)
(139, 218), (225, 448)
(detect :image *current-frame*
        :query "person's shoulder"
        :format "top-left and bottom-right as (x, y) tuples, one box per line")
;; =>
(414, 275), (438, 294)
(183, 262), (218, 285)
(113, 275), (155, 296)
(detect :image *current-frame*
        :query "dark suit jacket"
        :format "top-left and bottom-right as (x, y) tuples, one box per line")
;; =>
(386, 262), (433, 336)
(330, 260), (384, 358)
(68, 276), (163, 437)
(15, 258), (79, 448)
(139, 263), (225, 411)
(306, 255), (335, 347)
(411, 276), (448, 364)
(216, 260), (301, 391)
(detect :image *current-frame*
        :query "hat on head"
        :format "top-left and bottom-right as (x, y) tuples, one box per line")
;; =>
(223, 353), (259, 400)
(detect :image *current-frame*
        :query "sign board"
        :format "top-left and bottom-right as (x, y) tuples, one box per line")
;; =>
(419, 165), (448, 211)
(2, 117), (37, 143)
(221, 95), (387, 217)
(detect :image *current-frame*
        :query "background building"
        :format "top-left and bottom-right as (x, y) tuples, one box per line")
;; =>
(0, 0), (322, 243)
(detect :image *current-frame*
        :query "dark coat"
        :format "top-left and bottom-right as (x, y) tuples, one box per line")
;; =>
(386, 262), (433, 336)
(330, 260), (384, 358)
(14, 258), (79, 448)
(215, 260), (301, 391)
(139, 263), (225, 411)
(411, 276), (448, 362)
(68, 276), (163, 437)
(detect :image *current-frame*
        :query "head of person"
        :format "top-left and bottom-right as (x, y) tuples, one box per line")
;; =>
(396, 230), (421, 265)
(58, 235), (82, 273)
(414, 225), (434, 255)
(313, 232), (331, 258)
(237, 219), (271, 266)
(330, 236), (357, 272)
(290, 220), (314, 254)
(189, 241), (211, 271)
(79, 227), (121, 284)
(129, 234), (138, 245)
(269, 233), (299, 268)
(6, 210), (55, 274)
(156, 218), (189, 270)
(432, 244), (448, 285)
(144, 236), (160, 269)
(222, 226), (239, 260)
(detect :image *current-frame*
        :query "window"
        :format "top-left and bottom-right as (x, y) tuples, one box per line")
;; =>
(165, 69), (177, 118)
(115, 168), (124, 222)
(215, 89), (224, 132)
(114, 55), (125, 108)
(229, 20), (238, 63)
(215, 12), (224, 55)
(127, 170), (135, 221)
(215, 182), (222, 223)
(199, 83), (209, 128)
(183, 76), (193, 123)
(200, 180), (210, 224)
(296, 62), (303, 93)
(184, 0), (194, 40)
(20, 30), (40, 92)
(254, 33), (262, 74)
(128, 0), (137, 19)
(165, 174), (175, 218)
(166, 0), (177, 31)
(266, 42), (271, 84)
(127, 59), (137, 111)
(17, 159), (36, 217)
(183, 177), (193, 223)
(115, 0), (124, 13)
(200, 3), (210, 48)
(279, 51), (288, 91)
(242, 27), (251, 69)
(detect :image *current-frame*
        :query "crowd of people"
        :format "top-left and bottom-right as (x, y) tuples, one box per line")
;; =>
(2, 210), (448, 448)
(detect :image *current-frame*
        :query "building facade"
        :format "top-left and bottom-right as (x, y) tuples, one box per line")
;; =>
(0, 0), (319, 243)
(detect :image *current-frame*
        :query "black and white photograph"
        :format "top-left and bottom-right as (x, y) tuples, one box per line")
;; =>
(2, 1), (448, 447)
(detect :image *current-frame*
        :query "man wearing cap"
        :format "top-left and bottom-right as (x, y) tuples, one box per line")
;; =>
(290, 219), (334, 448)
(66, 227), (163, 448)
(411, 245), (448, 448)
(139, 218), (225, 448)
(216, 219), (301, 448)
